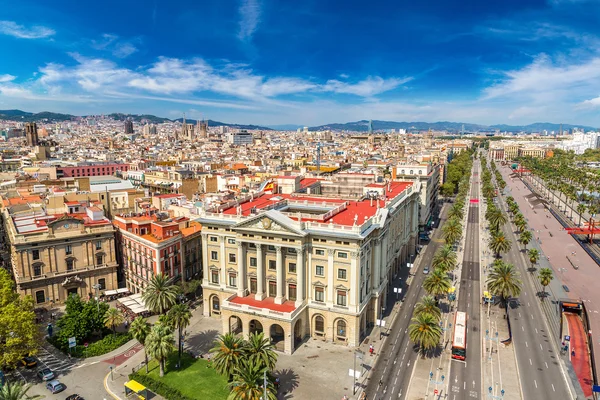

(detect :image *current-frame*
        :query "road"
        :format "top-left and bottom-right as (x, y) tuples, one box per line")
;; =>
(364, 202), (450, 400)
(448, 160), (482, 400)
(493, 158), (572, 400)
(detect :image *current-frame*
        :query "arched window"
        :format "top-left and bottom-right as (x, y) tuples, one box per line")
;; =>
(410, 170), (414, 174)
(315, 315), (325, 333)
(336, 319), (347, 338)
(418, 170), (422, 174)
(211, 296), (220, 311)
(401, 170), (405, 174)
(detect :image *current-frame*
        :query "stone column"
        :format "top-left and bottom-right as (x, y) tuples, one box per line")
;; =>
(350, 251), (359, 307)
(219, 236), (226, 286)
(295, 245), (305, 307)
(255, 244), (266, 300)
(327, 249), (335, 305)
(275, 246), (285, 304)
(237, 242), (247, 296)
(373, 239), (381, 290)
(201, 234), (209, 286)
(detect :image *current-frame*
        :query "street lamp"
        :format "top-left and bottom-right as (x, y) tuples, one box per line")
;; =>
(92, 283), (101, 314)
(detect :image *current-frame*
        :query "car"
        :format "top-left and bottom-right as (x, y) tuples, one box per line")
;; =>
(20, 356), (37, 368)
(423, 266), (430, 274)
(562, 285), (570, 293)
(66, 395), (84, 400)
(46, 380), (66, 394)
(37, 367), (55, 381)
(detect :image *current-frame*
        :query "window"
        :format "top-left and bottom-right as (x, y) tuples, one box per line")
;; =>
(288, 263), (296, 273)
(96, 255), (103, 265)
(212, 296), (220, 311)
(288, 284), (297, 301)
(410, 170), (414, 174)
(32, 250), (40, 261)
(337, 290), (347, 307)
(338, 269), (347, 280)
(66, 259), (74, 271)
(210, 236), (218, 242)
(268, 245), (275, 251)
(95, 240), (102, 250)
(33, 264), (42, 277)
(337, 319), (347, 338)
(401, 169), (405, 174)
(250, 257), (257, 267)
(211, 270), (219, 284)
(228, 238), (236, 244)
(211, 251), (218, 261)
(315, 315), (325, 333)
(98, 278), (106, 290)
(35, 290), (45, 304)
(229, 273), (237, 287)
(418, 170), (423, 174)
(248, 243), (256, 248)
(315, 265), (324, 276)
(315, 249), (325, 256)
(228, 253), (236, 264)
(65, 245), (72, 255)
(315, 287), (324, 302)
(338, 252), (348, 259)
(250, 278), (257, 294)
(268, 281), (277, 297)
(268, 260), (276, 270)
(288, 248), (297, 254)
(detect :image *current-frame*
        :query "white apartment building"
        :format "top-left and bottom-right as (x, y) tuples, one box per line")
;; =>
(198, 180), (420, 354)
(394, 163), (440, 228)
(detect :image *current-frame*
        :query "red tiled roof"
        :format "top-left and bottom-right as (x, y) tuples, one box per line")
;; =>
(229, 295), (296, 313)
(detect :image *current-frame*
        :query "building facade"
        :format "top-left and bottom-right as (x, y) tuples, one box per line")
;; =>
(2, 203), (118, 305)
(198, 180), (420, 354)
(394, 163), (440, 228)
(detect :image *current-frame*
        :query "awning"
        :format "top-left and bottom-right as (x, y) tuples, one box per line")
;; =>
(116, 288), (130, 294)
(125, 380), (146, 393)
(104, 290), (118, 296)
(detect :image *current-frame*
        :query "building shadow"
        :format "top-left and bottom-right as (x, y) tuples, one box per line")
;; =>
(186, 329), (219, 355)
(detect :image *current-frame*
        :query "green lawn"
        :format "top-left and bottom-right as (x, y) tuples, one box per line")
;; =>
(137, 352), (229, 400)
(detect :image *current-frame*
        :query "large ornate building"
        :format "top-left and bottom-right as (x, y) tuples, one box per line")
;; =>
(198, 180), (420, 354)
(1, 196), (118, 305)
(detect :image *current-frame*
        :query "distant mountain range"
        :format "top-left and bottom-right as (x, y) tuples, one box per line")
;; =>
(1, 110), (596, 133)
(308, 120), (597, 133)
(0, 110), (272, 130)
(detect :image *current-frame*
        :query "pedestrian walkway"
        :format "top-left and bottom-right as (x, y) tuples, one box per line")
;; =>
(565, 313), (594, 398)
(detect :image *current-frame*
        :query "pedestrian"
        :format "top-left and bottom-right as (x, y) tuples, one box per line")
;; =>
(369, 344), (374, 356)
(572, 349), (576, 357)
(124, 320), (129, 329)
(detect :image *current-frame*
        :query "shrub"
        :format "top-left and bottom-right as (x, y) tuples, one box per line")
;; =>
(129, 373), (192, 400)
(48, 332), (132, 358)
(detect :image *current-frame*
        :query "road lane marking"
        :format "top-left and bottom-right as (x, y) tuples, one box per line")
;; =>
(545, 362), (549, 369)
(529, 359), (532, 365)
(534, 380), (538, 388)
(552, 384), (555, 391)
(525, 341), (528, 348)
(522, 326), (524, 331)
(540, 344), (543, 351)
(531, 314), (534, 319)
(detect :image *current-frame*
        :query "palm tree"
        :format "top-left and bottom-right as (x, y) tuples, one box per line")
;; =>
(130, 316), (151, 373)
(442, 219), (462, 246)
(432, 245), (458, 273)
(210, 333), (245, 381)
(228, 359), (277, 400)
(167, 303), (192, 367)
(408, 312), (442, 357)
(0, 382), (42, 400)
(423, 269), (452, 300)
(104, 307), (125, 337)
(486, 261), (522, 306)
(577, 203), (587, 226)
(488, 210), (507, 231)
(514, 215), (526, 233)
(146, 323), (175, 377)
(528, 249), (540, 274)
(489, 232), (512, 259)
(142, 273), (179, 314)
(539, 268), (554, 301)
(244, 332), (277, 371)
(448, 204), (464, 220)
(519, 230), (533, 250)
(414, 295), (441, 321)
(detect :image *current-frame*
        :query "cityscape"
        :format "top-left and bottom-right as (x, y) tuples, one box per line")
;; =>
(1, 1), (600, 400)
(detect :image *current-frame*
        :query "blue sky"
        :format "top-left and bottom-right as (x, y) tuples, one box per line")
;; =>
(1, 0), (600, 126)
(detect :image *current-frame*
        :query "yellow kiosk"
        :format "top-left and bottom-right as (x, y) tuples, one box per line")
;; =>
(124, 380), (148, 400)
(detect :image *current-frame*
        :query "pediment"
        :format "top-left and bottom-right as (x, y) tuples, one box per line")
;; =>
(233, 210), (306, 237)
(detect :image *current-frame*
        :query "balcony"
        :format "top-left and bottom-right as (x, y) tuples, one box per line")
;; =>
(222, 294), (301, 321)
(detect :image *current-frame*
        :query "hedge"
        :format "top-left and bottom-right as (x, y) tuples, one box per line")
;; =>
(48, 332), (132, 358)
(129, 373), (193, 400)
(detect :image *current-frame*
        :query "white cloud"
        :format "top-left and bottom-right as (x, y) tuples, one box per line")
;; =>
(91, 34), (139, 58)
(0, 74), (16, 82)
(0, 20), (55, 39)
(237, 0), (261, 41)
(323, 76), (413, 97)
(577, 96), (600, 108)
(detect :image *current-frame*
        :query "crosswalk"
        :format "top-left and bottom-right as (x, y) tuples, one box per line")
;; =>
(36, 345), (76, 374)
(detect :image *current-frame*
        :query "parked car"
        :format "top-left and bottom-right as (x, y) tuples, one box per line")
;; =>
(66, 395), (84, 400)
(562, 285), (570, 293)
(423, 266), (430, 274)
(37, 367), (55, 381)
(46, 380), (66, 394)
(20, 356), (37, 368)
